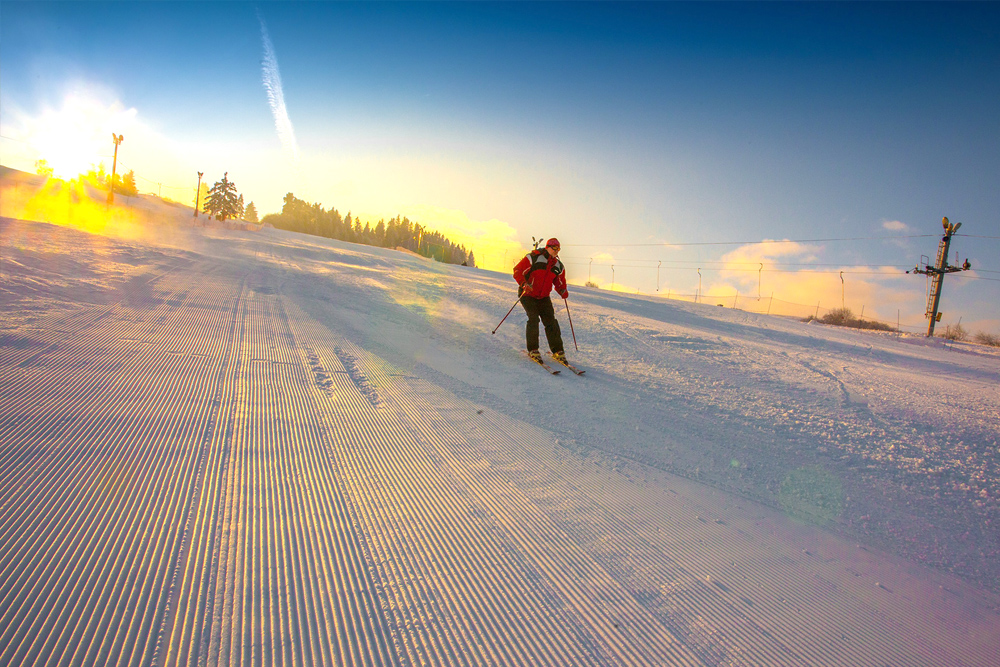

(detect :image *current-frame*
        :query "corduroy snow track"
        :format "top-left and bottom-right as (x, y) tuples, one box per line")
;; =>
(1, 205), (998, 666)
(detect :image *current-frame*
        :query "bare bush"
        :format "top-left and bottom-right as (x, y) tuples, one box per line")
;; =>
(584, 280), (600, 289)
(973, 331), (1000, 347)
(821, 307), (854, 326)
(941, 323), (968, 341)
(811, 307), (896, 332)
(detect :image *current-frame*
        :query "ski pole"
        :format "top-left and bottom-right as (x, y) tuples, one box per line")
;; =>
(563, 298), (579, 351)
(492, 296), (522, 334)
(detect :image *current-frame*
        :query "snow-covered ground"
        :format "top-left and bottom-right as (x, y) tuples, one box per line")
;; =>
(1, 171), (998, 665)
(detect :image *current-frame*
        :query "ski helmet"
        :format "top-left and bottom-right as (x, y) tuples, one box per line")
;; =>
(546, 238), (560, 249)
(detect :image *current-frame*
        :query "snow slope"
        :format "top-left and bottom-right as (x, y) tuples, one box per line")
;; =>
(1, 174), (998, 665)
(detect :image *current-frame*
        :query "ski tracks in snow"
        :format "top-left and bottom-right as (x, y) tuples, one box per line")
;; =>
(2, 223), (998, 666)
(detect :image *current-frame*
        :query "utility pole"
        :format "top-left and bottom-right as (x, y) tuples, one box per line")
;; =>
(194, 171), (203, 217)
(108, 133), (123, 205)
(908, 217), (972, 336)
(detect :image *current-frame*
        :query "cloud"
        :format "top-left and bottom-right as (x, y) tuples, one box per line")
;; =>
(717, 240), (821, 273)
(591, 252), (615, 264)
(705, 240), (916, 323)
(259, 15), (298, 162)
(882, 220), (908, 232)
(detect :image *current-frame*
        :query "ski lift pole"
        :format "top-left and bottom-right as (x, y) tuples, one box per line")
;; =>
(492, 296), (522, 334)
(564, 298), (579, 351)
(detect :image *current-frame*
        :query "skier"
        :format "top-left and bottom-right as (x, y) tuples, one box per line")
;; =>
(513, 238), (569, 364)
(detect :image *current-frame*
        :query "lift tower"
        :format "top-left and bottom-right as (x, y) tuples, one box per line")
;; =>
(907, 217), (971, 337)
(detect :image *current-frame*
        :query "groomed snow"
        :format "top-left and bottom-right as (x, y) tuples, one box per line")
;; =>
(1, 169), (998, 665)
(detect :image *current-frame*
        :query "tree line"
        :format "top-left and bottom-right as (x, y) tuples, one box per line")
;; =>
(85, 163), (137, 196)
(36, 159), (139, 197)
(262, 193), (475, 266)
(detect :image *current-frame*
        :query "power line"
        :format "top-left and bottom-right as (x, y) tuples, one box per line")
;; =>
(950, 273), (1000, 283)
(562, 256), (917, 269)
(561, 259), (999, 281)
(116, 160), (191, 191)
(563, 234), (939, 247)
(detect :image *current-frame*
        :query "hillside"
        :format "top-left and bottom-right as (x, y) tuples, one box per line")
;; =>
(1, 169), (998, 665)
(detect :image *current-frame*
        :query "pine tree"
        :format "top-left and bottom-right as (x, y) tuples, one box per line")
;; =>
(244, 202), (259, 223)
(203, 172), (242, 221)
(116, 170), (138, 197)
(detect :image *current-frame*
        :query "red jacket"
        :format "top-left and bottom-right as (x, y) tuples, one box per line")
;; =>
(513, 249), (568, 299)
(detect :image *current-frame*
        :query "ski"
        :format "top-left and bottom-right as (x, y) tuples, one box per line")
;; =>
(552, 357), (585, 375)
(526, 352), (561, 374)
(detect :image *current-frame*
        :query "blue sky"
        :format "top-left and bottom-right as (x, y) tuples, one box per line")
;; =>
(2, 2), (998, 331)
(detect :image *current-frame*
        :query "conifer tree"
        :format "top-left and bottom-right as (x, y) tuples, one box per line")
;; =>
(203, 172), (242, 221)
(261, 193), (470, 265)
(117, 170), (138, 197)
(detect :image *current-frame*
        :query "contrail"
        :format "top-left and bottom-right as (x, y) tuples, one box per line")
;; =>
(259, 14), (298, 161)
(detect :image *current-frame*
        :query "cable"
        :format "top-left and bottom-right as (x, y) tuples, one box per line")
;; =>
(565, 261), (908, 274)
(563, 259), (999, 281)
(562, 255), (916, 269)
(950, 273), (1000, 282)
(116, 160), (193, 191)
(562, 235), (939, 247)
(0, 134), (31, 144)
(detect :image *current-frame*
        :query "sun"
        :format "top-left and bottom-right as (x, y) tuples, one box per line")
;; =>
(36, 131), (101, 180)
(27, 92), (134, 180)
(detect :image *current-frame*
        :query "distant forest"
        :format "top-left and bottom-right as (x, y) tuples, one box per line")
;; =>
(261, 193), (475, 266)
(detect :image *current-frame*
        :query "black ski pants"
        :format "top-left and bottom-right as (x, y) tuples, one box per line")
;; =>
(520, 294), (564, 354)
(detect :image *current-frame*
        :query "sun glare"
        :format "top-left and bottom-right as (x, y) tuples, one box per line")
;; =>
(27, 92), (136, 179)
(391, 205), (526, 273)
